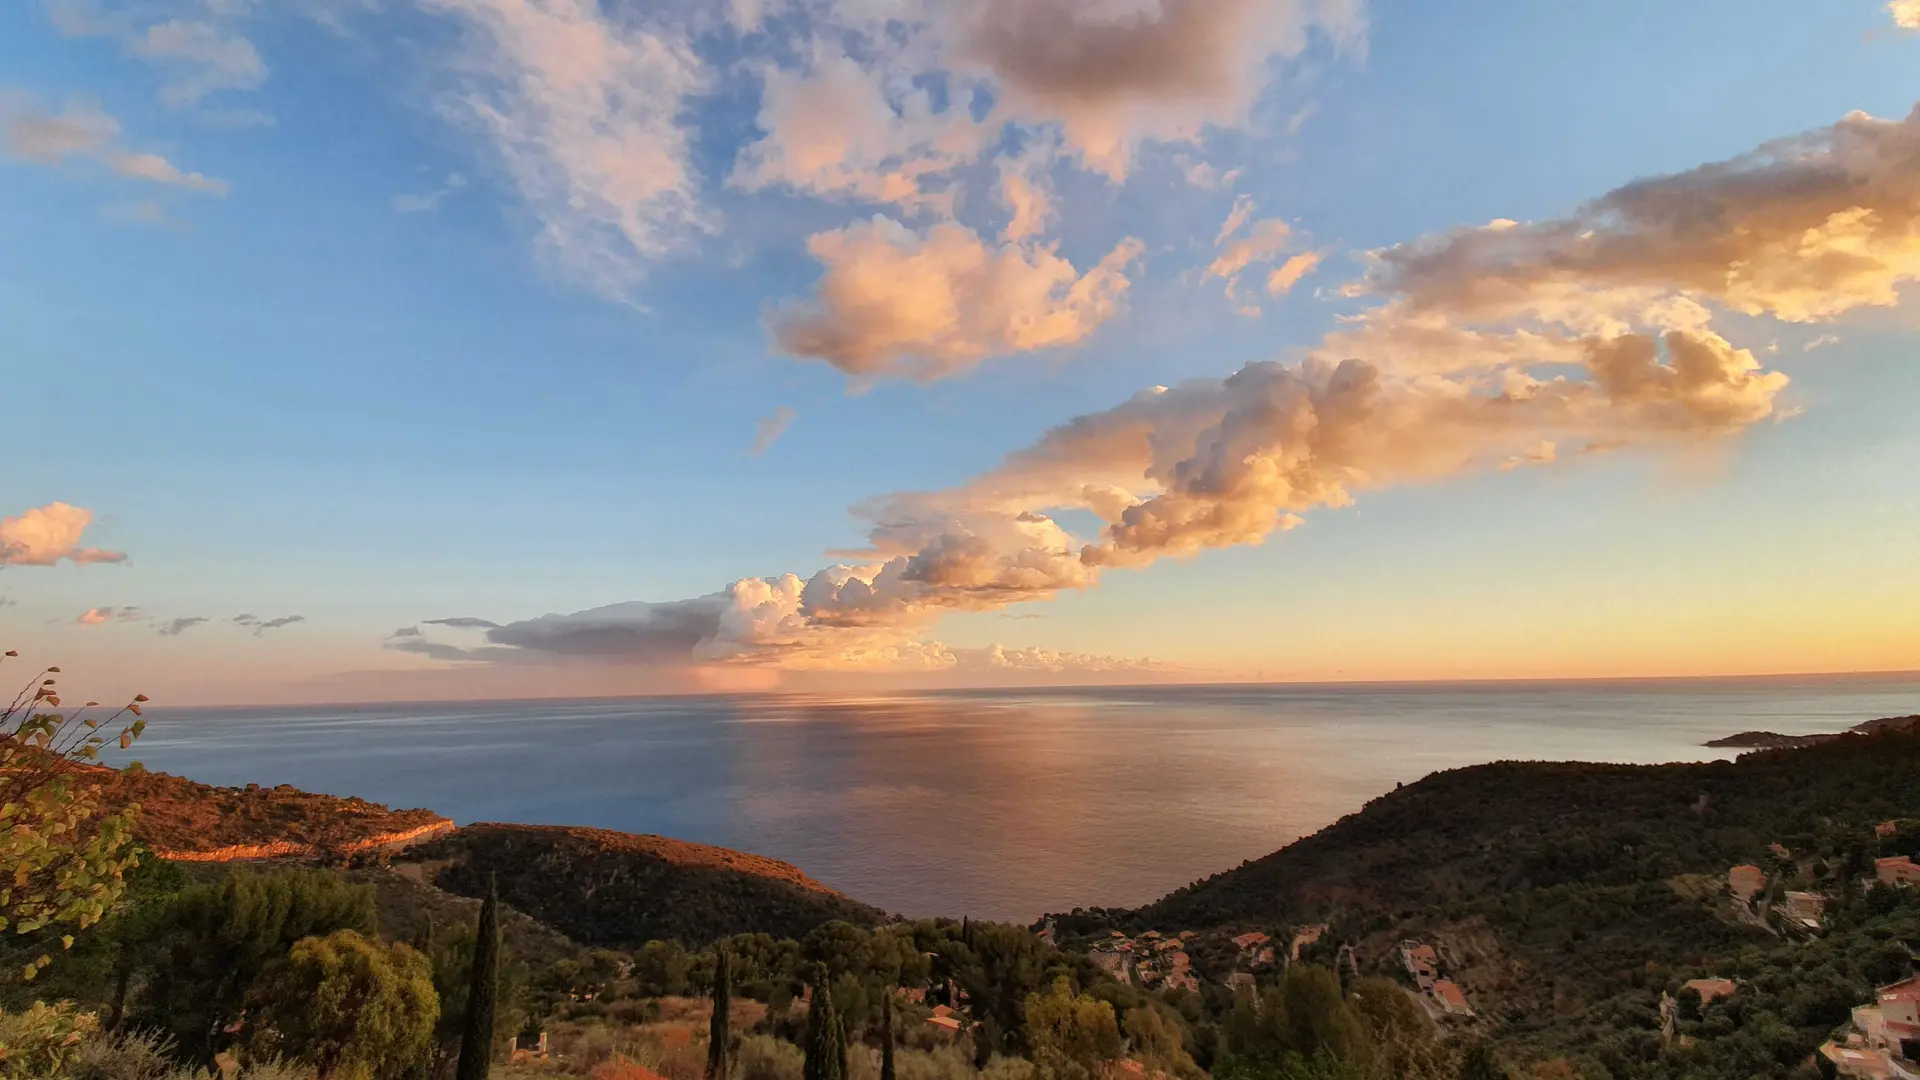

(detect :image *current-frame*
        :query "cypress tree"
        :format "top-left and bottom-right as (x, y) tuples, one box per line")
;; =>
(879, 991), (896, 1080)
(972, 1016), (996, 1070)
(708, 948), (732, 1080)
(804, 978), (849, 1080)
(456, 873), (501, 1080)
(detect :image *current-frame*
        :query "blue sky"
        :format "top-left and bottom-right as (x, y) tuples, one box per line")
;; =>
(3, 0), (1918, 703)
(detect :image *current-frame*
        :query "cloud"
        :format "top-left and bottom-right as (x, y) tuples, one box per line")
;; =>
(47, 3), (266, 110)
(234, 613), (306, 635)
(75, 606), (143, 626)
(1893, 0), (1920, 29)
(392, 172), (467, 214)
(400, 98), (1920, 682)
(1180, 159), (1242, 190)
(1804, 333), (1841, 351)
(1208, 218), (1293, 280)
(1266, 252), (1322, 295)
(973, 643), (1164, 674)
(137, 19), (267, 107)
(424, 616), (502, 630)
(749, 405), (797, 456)
(159, 616), (209, 636)
(0, 502), (127, 567)
(1357, 105), (1920, 333)
(730, 51), (987, 215)
(1206, 198), (1318, 311)
(771, 216), (1144, 379)
(0, 596), (14, 609)
(958, 0), (1366, 179)
(418, 0), (710, 294)
(2, 98), (227, 193)
(103, 199), (186, 228)
(995, 138), (1056, 242)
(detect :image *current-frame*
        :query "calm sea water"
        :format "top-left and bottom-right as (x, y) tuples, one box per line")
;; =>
(116, 676), (1920, 922)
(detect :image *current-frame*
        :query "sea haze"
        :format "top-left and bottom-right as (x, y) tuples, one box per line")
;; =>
(119, 675), (1920, 922)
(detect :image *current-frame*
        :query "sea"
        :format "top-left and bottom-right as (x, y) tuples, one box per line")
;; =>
(118, 675), (1920, 923)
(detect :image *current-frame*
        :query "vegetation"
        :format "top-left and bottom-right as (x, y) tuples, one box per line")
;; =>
(709, 948), (732, 1080)
(7, 653), (1920, 1080)
(407, 824), (882, 949)
(245, 930), (438, 1080)
(0, 654), (148, 981)
(456, 875), (501, 1080)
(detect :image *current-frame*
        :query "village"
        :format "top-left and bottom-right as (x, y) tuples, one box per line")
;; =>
(1673, 819), (1920, 1080)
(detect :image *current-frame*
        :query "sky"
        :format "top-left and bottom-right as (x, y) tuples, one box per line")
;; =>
(3, 0), (1920, 705)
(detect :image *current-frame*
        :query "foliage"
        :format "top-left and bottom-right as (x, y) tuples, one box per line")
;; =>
(879, 993), (895, 1080)
(1021, 978), (1121, 1080)
(0, 655), (148, 981)
(245, 930), (438, 1080)
(131, 869), (377, 1066)
(803, 981), (849, 1080)
(416, 825), (881, 950)
(0, 999), (97, 1078)
(710, 948), (732, 1080)
(456, 875), (501, 1080)
(736, 1034), (805, 1080)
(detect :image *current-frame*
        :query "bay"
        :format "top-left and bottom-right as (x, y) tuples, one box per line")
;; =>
(119, 674), (1920, 923)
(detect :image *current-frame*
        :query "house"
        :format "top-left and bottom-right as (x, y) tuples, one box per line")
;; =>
(1685, 978), (1736, 1006)
(1232, 931), (1271, 951)
(1227, 972), (1256, 994)
(1430, 980), (1473, 1016)
(1879, 857), (1920, 887)
(1881, 821), (1902, 839)
(510, 1032), (549, 1063)
(1400, 943), (1440, 990)
(1770, 842), (1792, 859)
(925, 1015), (964, 1036)
(1141, 930), (1162, 941)
(1729, 865), (1768, 905)
(1290, 924), (1328, 962)
(1177, 930), (1198, 942)
(1783, 891), (1828, 929)
(1820, 977), (1920, 1079)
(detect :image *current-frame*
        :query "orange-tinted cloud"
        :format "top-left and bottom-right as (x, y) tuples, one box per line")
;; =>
(0, 502), (127, 567)
(771, 217), (1144, 379)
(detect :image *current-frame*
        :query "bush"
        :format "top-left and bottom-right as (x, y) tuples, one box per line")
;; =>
(245, 931), (437, 1080)
(737, 1034), (806, 1080)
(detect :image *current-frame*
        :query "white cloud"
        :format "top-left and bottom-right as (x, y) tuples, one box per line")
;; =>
(1803, 333), (1841, 352)
(46, 3), (267, 110)
(1893, 0), (1920, 30)
(420, 0), (711, 294)
(749, 405), (797, 456)
(392, 172), (467, 214)
(0, 502), (127, 567)
(2, 97), (228, 193)
(1266, 251), (1322, 295)
(137, 18), (267, 107)
(771, 216), (1145, 379)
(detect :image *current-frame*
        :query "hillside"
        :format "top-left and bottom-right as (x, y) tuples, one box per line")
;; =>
(1101, 726), (1920, 930)
(399, 822), (884, 948)
(1045, 724), (1920, 1075)
(78, 763), (452, 860)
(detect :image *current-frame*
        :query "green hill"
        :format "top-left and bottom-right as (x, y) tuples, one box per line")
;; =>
(400, 822), (884, 949)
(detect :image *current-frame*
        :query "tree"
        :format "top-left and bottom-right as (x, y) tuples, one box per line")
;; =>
(1456, 1041), (1507, 1080)
(879, 991), (896, 1080)
(134, 869), (377, 1066)
(246, 929), (438, 1080)
(0, 655), (147, 982)
(709, 946), (732, 1080)
(803, 976), (847, 1080)
(456, 873), (501, 1080)
(1023, 976), (1124, 1080)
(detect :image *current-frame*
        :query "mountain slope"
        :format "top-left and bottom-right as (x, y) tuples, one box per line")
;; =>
(80, 764), (452, 860)
(401, 822), (884, 948)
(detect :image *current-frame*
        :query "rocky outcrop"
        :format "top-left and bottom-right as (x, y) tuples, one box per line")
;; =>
(150, 820), (456, 863)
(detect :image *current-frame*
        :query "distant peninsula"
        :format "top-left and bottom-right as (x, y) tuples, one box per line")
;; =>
(1705, 712), (1920, 748)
